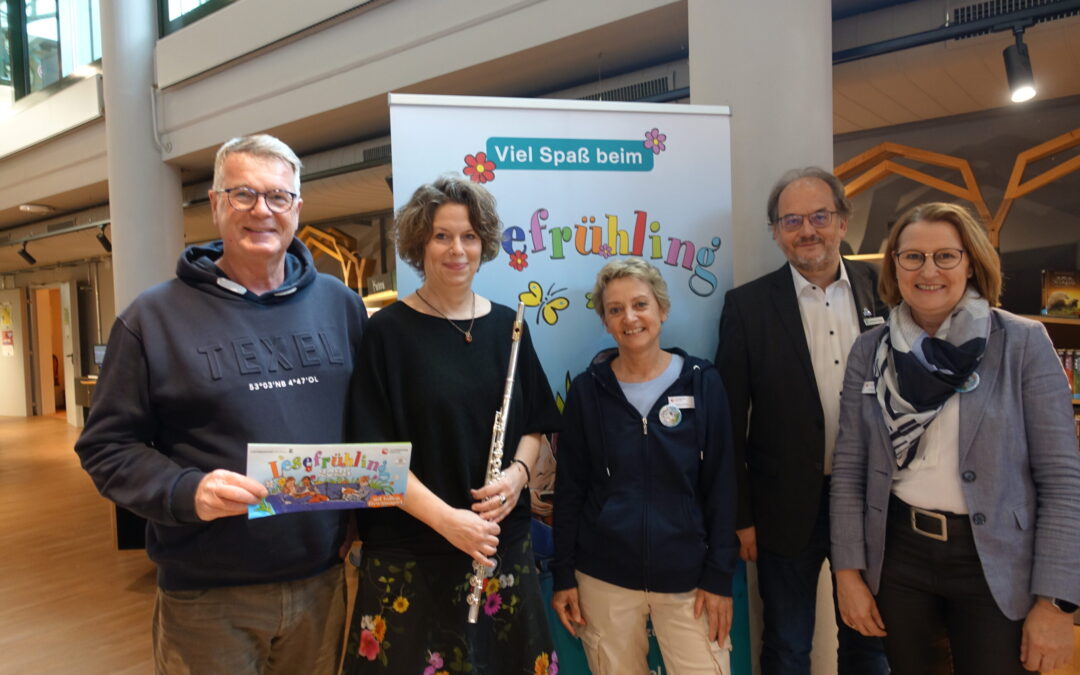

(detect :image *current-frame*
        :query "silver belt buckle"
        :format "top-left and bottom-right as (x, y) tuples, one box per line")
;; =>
(910, 506), (948, 542)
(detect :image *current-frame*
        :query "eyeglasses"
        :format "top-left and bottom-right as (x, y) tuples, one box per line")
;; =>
(215, 187), (298, 214)
(894, 248), (966, 271)
(774, 209), (837, 232)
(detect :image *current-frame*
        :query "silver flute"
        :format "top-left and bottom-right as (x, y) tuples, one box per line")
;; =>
(466, 301), (526, 623)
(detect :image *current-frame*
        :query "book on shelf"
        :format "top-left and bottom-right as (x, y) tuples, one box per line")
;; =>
(1059, 349), (1080, 400)
(1041, 270), (1080, 318)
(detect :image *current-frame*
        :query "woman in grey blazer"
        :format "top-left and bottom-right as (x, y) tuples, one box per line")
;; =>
(830, 202), (1080, 674)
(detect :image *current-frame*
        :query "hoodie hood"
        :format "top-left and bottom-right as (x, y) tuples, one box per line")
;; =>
(177, 238), (317, 303)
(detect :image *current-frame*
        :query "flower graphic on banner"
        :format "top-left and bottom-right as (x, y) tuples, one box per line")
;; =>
(644, 128), (667, 155)
(509, 249), (529, 271)
(599, 243), (613, 259)
(463, 152), (497, 183)
(520, 281), (570, 326)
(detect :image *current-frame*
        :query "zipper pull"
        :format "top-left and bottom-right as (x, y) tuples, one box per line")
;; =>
(642, 417), (648, 435)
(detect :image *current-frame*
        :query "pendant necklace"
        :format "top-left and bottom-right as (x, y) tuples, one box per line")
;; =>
(415, 289), (476, 343)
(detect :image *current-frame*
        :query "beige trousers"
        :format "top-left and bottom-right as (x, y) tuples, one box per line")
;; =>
(576, 571), (731, 675)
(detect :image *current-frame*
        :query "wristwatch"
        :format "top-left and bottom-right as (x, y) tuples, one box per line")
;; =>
(1047, 597), (1079, 614)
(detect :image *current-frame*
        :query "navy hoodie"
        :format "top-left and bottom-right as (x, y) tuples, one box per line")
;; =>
(76, 239), (367, 590)
(552, 348), (737, 596)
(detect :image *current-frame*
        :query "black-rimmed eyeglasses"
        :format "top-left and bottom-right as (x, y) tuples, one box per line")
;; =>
(774, 209), (837, 232)
(894, 248), (966, 271)
(215, 187), (298, 214)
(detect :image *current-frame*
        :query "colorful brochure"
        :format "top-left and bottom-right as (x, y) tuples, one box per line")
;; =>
(246, 442), (411, 519)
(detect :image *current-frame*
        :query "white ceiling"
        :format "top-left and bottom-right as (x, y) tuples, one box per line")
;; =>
(3, 1), (1079, 274)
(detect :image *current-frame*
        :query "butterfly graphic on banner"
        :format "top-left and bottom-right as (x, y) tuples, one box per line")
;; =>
(519, 281), (569, 326)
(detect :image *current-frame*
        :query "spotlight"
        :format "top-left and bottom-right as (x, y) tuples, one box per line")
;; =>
(96, 226), (112, 253)
(18, 203), (54, 214)
(17, 243), (36, 266)
(1004, 26), (1036, 103)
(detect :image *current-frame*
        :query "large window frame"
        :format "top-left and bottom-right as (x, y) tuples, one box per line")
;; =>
(2, 0), (100, 104)
(159, 0), (236, 36)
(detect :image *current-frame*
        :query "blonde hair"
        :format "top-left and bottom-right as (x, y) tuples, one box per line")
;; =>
(878, 202), (1002, 307)
(591, 258), (671, 318)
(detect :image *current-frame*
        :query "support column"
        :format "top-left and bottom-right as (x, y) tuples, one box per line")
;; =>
(100, 1), (184, 313)
(689, 0), (835, 286)
(688, 2), (837, 674)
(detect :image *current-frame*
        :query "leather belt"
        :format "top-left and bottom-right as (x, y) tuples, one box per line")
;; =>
(889, 495), (969, 542)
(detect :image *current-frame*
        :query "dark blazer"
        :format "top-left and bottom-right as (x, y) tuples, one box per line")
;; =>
(715, 259), (887, 557)
(830, 310), (1080, 619)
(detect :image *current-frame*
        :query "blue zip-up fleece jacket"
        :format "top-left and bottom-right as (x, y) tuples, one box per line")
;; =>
(552, 347), (738, 596)
(75, 239), (367, 590)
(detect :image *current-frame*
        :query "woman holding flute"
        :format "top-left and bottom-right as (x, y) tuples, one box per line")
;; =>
(342, 176), (560, 674)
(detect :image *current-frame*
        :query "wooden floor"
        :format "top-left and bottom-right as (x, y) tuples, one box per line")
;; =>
(0, 414), (157, 674)
(2, 413), (1078, 675)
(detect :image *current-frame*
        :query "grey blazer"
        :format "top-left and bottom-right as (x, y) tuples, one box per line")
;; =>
(830, 309), (1080, 620)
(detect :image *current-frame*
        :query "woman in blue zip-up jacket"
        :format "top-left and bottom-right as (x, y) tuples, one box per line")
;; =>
(552, 258), (738, 674)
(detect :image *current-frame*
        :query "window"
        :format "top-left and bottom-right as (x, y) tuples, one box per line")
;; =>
(0, 0), (100, 108)
(160, 0), (235, 36)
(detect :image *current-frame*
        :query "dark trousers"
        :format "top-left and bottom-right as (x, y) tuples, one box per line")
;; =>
(876, 496), (1025, 675)
(757, 484), (889, 675)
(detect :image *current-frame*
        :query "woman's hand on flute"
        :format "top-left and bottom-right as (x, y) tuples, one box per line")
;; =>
(471, 462), (528, 523)
(437, 508), (500, 568)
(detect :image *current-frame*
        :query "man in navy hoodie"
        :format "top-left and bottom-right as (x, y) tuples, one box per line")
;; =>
(76, 135), (366, 674)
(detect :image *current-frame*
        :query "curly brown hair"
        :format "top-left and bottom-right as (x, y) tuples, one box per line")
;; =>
(394, 176), (503, 275)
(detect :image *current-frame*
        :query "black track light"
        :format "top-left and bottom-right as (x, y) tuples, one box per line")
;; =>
(96, 226), (112, 253)
(1003, 26), (1036, 103)
(17, 243), (36, 266)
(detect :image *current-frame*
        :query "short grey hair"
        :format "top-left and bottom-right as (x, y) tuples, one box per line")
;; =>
(766, 167), (851, 226)
(213, 134), (302, 193)
(591, 257), (671, 318)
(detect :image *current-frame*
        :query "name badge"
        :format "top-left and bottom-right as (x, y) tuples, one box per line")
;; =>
(862, 381), (877, 394)
(659, 404), (682, 428)
(668, 395), (695, 409)
(863, 316), (885, 327)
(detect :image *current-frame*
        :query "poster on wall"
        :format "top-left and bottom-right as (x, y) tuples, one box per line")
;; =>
(1, 302), (13, 357)
(389, 94), (745, 673)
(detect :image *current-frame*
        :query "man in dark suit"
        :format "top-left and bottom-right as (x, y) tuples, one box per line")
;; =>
(716, 167), (889, 675)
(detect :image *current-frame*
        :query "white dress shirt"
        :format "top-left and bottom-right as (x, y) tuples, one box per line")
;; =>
(791, 263), (860, 474)
(891, 394), (968, 514)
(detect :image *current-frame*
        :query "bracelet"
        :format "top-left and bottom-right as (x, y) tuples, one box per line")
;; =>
(511, 458), (532, 486)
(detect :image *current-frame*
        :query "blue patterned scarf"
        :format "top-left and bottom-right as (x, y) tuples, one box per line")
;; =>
(872, 288), (990, 468)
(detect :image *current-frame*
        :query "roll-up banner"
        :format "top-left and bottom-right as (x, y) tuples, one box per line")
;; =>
(389, 94), (745, 674)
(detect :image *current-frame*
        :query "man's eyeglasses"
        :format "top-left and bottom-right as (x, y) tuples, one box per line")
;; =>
(216, 187), (298, 214)
(774, 209), (837, 232)
(894, 248), (966, 271)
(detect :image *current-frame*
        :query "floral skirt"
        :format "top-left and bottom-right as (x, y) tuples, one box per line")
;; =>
(342, 533), (557, 675)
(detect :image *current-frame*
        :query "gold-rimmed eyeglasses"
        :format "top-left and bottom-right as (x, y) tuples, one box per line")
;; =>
(894, 248), (965, 271)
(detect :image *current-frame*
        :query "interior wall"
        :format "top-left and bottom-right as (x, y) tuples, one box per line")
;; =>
(0, 288), (31, 416)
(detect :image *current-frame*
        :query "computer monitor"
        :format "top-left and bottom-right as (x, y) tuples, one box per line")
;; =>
(93, 344), (107, 367)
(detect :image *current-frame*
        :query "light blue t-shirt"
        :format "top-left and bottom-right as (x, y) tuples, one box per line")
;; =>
(617, 354), (684, 417)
